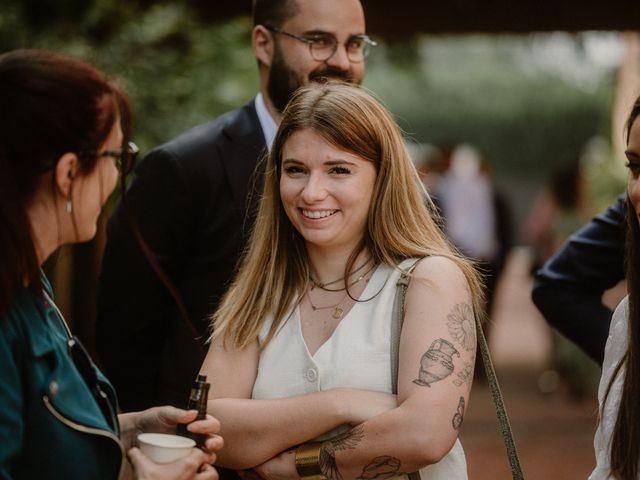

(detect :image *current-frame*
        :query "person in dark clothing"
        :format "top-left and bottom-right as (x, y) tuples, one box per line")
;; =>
(532, 190), (625, 365)
(96, 0), (373, 412)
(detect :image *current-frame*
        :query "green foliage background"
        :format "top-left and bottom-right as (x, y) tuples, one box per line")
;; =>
(1, 1), (621, 218)
(366, 37), (615, 178)
(1, 2), (259, 151)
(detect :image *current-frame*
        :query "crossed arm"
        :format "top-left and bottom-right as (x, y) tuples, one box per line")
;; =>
(200, 256), (476, 479)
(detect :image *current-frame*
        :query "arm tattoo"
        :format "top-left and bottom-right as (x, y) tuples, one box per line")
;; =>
(446, 303), (476, 351)
(319, 448), (342, 480)
(452, 396), (465, 430)
(357, 456), (402, 480)
(330, 425), (365, 451)
(453, 362), (473, 388)
(413, 339), (459, 387)
(319, 426), (365, 480)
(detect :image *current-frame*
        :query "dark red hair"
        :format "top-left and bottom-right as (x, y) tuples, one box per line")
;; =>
(0, 49), (132, 315)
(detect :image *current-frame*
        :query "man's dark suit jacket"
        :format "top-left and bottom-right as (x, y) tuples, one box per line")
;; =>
(532, 193), (626, 365)
(96, 100), (267, 411)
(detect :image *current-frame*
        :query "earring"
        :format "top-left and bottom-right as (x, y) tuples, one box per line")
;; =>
(66, 174), (74, 214)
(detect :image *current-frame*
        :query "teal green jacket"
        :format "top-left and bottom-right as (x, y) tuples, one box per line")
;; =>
(0, 276), (123, 479)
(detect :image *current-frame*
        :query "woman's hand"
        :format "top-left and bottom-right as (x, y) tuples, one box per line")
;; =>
(119, 406), (223, 456)
(240, 450), (297, 480)
(128, 447), (218, 480)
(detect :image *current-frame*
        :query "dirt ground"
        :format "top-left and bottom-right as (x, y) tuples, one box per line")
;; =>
(461, 372), (597, 479)
(459, 247), (612, 480)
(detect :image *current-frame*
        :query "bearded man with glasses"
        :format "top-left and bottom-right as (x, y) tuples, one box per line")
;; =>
(97, 0), (374, 421)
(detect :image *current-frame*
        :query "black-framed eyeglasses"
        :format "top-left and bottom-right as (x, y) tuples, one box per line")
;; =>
(99, 141), (139, 176)
(265, 25), (376, 63)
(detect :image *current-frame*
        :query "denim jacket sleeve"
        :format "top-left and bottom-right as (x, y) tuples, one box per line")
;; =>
(0, 286), (122, 480)
(531, 193), (626, 364)
(0, 312), (26, 479)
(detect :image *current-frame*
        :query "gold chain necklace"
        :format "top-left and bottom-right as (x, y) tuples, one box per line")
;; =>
(309, 258), (370, 289)
(307, 265), (378, 318)
(310, 259), (376, 292)
(307, 290), (350, 319)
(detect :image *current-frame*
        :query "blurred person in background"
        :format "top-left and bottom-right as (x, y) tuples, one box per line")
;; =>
(409, 142), (449, 217)
(0, 49), (222, 480)
(590, 95), (640, 480)
(526, 161), (600, 396)
(532, 190), (626, 365)
(436, 144), (512, 317)
(97, 0), (375, 413)
(526, 162), (591, 273)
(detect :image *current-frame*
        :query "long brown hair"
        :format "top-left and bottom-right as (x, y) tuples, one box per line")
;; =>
(604, 94), (640, 480)
(211, 82), (484, 349)
(0, 49), (131, 316)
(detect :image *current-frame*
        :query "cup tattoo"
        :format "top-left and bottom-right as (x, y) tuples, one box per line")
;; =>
(413, 338), (460, 387)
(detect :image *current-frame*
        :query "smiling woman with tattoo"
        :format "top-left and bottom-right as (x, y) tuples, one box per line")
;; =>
(201, 82), (484, 480)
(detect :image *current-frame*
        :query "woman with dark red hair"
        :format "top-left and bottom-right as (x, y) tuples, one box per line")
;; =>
(0, 49), (222, 480)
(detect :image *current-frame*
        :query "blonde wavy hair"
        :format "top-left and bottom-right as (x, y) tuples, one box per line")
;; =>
(211, 82), (484, 349)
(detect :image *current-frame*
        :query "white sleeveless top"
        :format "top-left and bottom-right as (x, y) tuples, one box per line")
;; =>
(252, 259), (468, 479)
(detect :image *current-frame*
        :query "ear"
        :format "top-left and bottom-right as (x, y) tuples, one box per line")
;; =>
(252, 25), (274, 68)
(54, 153), (80, 197)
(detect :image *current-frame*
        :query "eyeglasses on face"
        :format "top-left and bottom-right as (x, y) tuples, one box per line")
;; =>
(265, 25), (376, 63)
(99, 141), (139, 176)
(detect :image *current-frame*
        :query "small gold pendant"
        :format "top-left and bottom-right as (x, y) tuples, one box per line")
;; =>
(332, 307), (343, 319)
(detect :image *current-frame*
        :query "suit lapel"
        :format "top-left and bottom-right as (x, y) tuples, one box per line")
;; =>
(219, 100), (268, 216)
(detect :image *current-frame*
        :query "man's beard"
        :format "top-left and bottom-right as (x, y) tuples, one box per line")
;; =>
(267, 43), (356, 113)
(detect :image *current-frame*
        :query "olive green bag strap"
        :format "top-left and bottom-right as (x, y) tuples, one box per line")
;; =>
(390, 262), (524, 480)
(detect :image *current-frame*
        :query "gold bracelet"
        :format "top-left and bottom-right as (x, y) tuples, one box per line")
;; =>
(295, 442), (327, 480)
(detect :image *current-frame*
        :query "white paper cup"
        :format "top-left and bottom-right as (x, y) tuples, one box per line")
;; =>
(137, 433), (196, 464)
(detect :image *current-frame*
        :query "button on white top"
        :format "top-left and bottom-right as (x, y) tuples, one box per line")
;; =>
(305, 368), (318, 382)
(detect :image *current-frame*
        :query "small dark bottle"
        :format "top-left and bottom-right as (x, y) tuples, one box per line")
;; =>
(177, 374), (210, 448)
